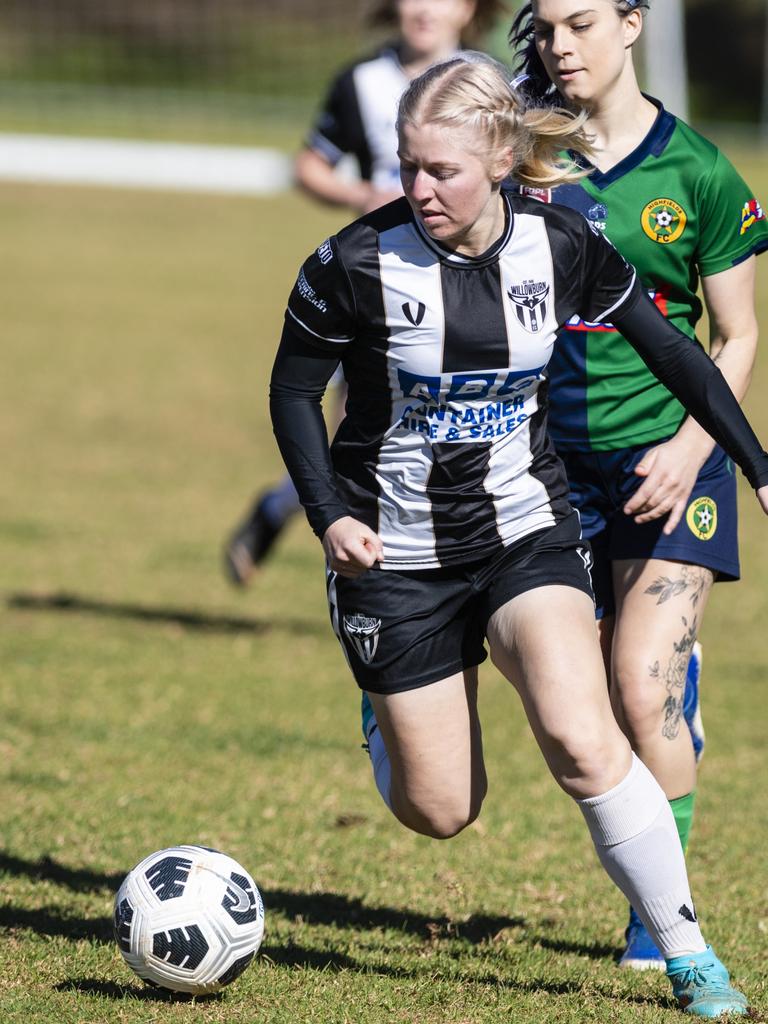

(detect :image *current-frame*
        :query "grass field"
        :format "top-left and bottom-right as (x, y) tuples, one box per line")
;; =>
(1, 154), (767, 1023)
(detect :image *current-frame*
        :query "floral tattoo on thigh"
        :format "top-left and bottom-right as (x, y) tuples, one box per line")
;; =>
(644, 565), (709, 607)
(645, 566), (713, 741)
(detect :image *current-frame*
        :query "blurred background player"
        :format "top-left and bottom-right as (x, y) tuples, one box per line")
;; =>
(223, 0), (504, 585)
(509, 0), (768, 968)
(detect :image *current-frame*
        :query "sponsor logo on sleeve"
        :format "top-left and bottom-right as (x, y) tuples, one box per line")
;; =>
(587, 202), (608, 232)
(297, 268), (328, 312)
(316, 239), (334, 264)
(740, 198), (765, 235)
(641, 198), (687, 244)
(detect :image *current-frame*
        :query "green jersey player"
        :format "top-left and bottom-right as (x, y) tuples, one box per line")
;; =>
(511, 0), (768, 974)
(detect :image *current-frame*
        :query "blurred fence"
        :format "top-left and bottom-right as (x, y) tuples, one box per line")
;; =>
(0, 0), (371, 145)
(0, 1), (764, 149)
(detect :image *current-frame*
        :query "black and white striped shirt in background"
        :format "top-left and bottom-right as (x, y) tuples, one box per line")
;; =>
(307, 45), (410, 192)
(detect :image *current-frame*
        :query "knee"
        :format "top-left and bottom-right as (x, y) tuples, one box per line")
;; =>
(612, 659), (671, 737)
(542, 729), (630, 799)
(392, 777), (488, 840)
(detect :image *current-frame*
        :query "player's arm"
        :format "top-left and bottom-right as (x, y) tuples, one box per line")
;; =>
(295, 66), (400, 216)
(269, 325), (346, 535)
(623, 257), (759, 532)
(610, 289), (768, 512)
(270, 236), (384, 576)
(295, 147), (381, 214)
(269, 328), (383, 577)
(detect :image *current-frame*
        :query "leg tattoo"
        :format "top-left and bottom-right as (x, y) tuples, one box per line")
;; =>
(644, 567), (713, 741)
(644, 566), (708, 608)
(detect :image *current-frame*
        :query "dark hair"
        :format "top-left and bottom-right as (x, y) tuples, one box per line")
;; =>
(509, 0), (649, 105)
(368, 0), (508, 44)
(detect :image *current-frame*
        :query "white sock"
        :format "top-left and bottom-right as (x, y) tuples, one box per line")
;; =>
(365, 714), (393, 811)
(577, 754), (707, 960)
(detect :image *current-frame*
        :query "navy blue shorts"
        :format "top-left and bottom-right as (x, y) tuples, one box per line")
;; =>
(560, 442), (739, 619)
(326, 512), (594, 694)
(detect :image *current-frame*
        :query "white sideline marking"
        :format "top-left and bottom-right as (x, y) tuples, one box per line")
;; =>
(0, 134), (293, 194)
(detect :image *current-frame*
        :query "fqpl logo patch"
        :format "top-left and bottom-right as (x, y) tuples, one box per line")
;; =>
(343, 614), (381, 664)
(507, 279), (549, 333)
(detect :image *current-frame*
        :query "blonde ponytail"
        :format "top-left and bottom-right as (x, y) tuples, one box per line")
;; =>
(398, 53), (593, 189)
(515, 106), (593, 187)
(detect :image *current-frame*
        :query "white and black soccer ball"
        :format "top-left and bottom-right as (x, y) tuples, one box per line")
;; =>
(113, 845), (265, 994)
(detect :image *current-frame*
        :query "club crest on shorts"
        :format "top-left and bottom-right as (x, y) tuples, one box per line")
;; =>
(507, 280), (549, 333)
(686, 496), (717, 541)
(343, 614), (382, 664)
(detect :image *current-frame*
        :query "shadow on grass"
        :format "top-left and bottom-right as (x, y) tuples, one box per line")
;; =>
(7, 591), (325, 636)
(55, 953), (664, 1010)
(0, 852), (125, 893)
(55, 978), (221, 1003)
(0, 854), (524, 945)
(0, 905), (114, 943)
(254, 944), (664, 1010)
(262, 888), (525, 943)
(5, 900), (660, 1010)
(534, 935), (620, 961)
(0, 896), (522, 949)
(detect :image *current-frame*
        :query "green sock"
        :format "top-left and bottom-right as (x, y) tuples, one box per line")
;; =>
(670, 791), (696, 854)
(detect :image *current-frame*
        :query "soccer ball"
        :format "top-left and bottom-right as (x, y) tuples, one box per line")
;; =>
(113, 845), (265, 994)
(654, 208), (674, 228)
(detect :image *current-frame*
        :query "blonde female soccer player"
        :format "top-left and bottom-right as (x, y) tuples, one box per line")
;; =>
(224, 0), (504, 583)
(270, 53), (768, 1017)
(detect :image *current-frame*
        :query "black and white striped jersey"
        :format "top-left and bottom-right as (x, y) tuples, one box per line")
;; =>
(276, 192), (641, 570)
(306, 45), (408, 191)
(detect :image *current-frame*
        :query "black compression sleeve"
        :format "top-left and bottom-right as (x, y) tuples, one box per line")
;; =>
(613, 290), (768, 489)
(269, 326), (350, 538)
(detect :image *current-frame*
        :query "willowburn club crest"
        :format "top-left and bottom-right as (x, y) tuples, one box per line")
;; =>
(507, 280), (549, 333)
(343, 614), (382, 664)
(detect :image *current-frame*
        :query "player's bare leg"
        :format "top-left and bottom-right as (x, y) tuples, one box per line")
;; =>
(610, 558), (713, 797)
(487, 586), (631, 797)
(367, 667), (487, 839)
(484, 584), (747, 1013)
(609, 557), (713, 968)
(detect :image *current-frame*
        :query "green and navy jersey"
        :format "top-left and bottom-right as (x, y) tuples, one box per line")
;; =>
(532, 99), (768, 451)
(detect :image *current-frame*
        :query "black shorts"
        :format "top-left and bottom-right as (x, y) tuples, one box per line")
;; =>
(326, 511), (594, 695)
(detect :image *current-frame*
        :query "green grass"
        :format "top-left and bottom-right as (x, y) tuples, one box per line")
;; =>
(1, 164), (768, 1023)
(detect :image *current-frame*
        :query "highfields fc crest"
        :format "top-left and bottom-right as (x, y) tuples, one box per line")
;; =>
(641, 198), (687, 244)
(507, 280), (549, 333)
(686, 496), (717, 541)
(343, 614), (381, 664)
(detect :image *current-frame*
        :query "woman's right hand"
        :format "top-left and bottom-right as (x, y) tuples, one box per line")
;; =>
(757, 484), (768, 516)
(322, 516), (384, 578)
